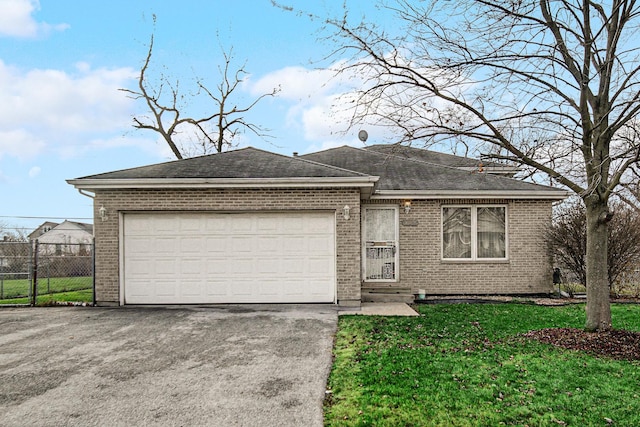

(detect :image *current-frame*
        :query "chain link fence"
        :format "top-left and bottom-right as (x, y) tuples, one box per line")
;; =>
(0, 240), (94, 305)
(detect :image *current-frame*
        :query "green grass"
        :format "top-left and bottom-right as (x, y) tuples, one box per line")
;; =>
(325, 303), (640, 426)
(0, 276), (92, 299)
(0, 289), (93, 305)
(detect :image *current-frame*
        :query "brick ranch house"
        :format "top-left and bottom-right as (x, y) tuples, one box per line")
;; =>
(67, 144), (568, 307)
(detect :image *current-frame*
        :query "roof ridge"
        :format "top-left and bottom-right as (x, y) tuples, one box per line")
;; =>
(365, 143), (516, 169)
(306, 145), (560, 191)
(295, 154), (372, 177)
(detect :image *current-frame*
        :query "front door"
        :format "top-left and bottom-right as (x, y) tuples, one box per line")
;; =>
(362, 206), (399, 282)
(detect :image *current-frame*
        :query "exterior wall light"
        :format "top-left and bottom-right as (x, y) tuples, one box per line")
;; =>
(99, 205), (108, 222)
(343, 205), (351, 220)
(403, 200), (412, 214)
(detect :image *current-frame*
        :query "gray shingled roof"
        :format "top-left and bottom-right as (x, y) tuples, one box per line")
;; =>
(76, 147), (368, 180)
(300, 146), (563, 193)
(365, 144), (508, 169)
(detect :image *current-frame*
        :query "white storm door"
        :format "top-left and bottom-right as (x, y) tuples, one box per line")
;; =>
(363, 206), (399, 282)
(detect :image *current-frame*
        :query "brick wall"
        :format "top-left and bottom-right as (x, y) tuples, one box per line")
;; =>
(93, 188), (361, 306)
(364, 199), (554, 295)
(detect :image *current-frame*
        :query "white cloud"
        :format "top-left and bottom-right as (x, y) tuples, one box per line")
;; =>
(249, 61), (398, 146)
(28, 166), (40, 178)
(303, 138), (366, 155)
(0, 129), (45, 159)
(0, 60), (138, 159)
(0, 0), (68, 38)
(249, 66), (342, 101)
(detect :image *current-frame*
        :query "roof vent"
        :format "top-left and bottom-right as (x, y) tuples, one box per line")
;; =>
(293, 152), (298, 157)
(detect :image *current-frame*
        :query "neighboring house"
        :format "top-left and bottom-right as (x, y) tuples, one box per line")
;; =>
(67, 144), (568, 307)
(36, 220), (93, 256)
(28, 221), (59, 241)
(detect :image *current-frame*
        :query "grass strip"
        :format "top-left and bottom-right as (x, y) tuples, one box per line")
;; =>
(0, 289), (93, 305)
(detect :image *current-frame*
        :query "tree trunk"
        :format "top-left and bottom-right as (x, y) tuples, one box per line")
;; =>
(584, 198), (612, 331)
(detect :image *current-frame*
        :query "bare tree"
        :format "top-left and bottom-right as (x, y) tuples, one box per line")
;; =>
(547, 198), (640, 293)
(279, 0), (640, 331)
(122, 34), (279, 159)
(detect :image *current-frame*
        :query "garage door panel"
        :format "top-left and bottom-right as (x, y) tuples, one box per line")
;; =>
(257, 216), (279, 231)
(308, 257), (334, 274)
(205, 279), (229, 296)
(205, 217), (227, 233)
(282, 258), (305, 274)
(307, 215), (334, 233)
(259, 281), (281, 296)
(126, 237), (152, 254)
(180, 280), (202, 297)
(155, 280), (178, 297)
(285, 217), (304, 232)
(156, 237), (178, 254)
(179, 216), (203, 233)
(232, 280), (255, 296)
(154, 259), (178, 276)
(126, 257), (152, 276)
(155, 217), (177, 233)
(205, 236), (228, 253)
(180, 258), (204, 274)
(206, 259), (229, 274)
(123, 212), (336, 304)
(231, 217), (253, 232)
(180, 237), (204, 253)
(256, 258), (279, 274)
(283, 236), (306, 253)
(308, 279), (334, 296)
(231, 236), (253, 252)
(308, 235), (333, 251)
(257, 236), (280, 252)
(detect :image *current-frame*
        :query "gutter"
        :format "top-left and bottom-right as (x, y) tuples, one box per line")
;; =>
(371, 189), (570, 200)
(66, 176), (379, 189)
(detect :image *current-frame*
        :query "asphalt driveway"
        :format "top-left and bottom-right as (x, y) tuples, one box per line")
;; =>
(0, 305), (338, 427)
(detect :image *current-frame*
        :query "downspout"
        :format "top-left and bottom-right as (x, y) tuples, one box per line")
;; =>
(77, 189), (95, 199)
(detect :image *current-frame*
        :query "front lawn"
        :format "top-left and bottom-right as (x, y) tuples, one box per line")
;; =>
(325, 303), (640, 426)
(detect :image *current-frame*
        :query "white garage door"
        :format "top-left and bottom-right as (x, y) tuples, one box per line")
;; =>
(122, 212), (336, 304)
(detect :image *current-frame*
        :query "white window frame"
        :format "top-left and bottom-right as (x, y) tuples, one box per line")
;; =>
(362, 205), (399, 282)
(441, 205), (508, 261)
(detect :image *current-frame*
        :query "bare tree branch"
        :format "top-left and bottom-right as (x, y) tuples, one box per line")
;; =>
(277, 0), (640, 331)
(121, 33), (279, 158)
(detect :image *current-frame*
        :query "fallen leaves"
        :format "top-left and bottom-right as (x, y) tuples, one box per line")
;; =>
(522, 328), (640, 361)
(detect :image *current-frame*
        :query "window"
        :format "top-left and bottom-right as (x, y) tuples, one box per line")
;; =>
(363, 206), (398, 281)
(442, 205), (506, 260)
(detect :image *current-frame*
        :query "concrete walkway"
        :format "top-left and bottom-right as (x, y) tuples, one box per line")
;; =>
(339, 302), (419, 316)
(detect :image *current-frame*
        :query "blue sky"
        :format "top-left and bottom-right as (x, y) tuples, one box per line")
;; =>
(0, 0), (392, 234)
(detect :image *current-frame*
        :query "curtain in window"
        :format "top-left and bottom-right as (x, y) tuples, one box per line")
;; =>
(364, 208), (395, 242)
(477, 207), (506, 258)
(443, 207), (471, 258)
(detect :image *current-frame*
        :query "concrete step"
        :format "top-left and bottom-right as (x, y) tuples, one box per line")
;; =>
(362, 288), (415, 303)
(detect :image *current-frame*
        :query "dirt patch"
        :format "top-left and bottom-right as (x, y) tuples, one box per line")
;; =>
(523, 328), (640, 361)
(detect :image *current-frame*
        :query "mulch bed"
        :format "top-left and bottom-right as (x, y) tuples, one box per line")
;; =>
(418, 296), (640, 361)
(522, 328), (640, 361)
